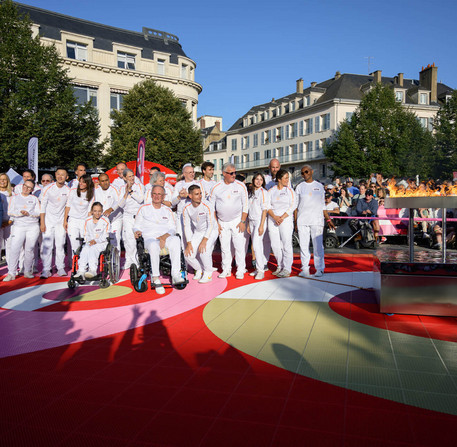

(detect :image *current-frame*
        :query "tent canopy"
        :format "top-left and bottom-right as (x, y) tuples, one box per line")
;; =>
(105, 161), (177, 186)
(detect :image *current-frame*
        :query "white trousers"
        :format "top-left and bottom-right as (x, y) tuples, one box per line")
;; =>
(0, 224), (12, 266)
(249, 218), (267, 272)
(185, 230), (217, 274)
(8, 224), (40, 276)
(41, 217), (66, 272)
(298, 225), (325, 271)
(78, 243), (107, 273)
(67, 217), (86, 255)
(219, 218), (246, 273)
(268, 216), (294, 271)
(122, 214), (137, 268)
(145, 235), (181, 278)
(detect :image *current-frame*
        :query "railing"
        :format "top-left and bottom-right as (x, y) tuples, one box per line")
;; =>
(234, 150), (325, 170)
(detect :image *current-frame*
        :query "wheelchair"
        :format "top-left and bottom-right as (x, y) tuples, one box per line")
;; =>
(129, 235), (188, 293)
(67, 236), (121, 289)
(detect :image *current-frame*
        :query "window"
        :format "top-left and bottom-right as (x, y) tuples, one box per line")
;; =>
(261, 132), (265, 145)
(306, 118), (313, 135)
(346, 112), (353, 121)
(234, 155), (239, 166)
(265, 110), (269, 120)
(285, 125), (290, 140)
(264, 149), (271, 159)
(305, 96), (310, 106)
(219, 159), (223, 170)
(73, 86), (97, 107)
(118, 52), (135, 70)
(299, 120), (304, 136)
(315, 140), (320, 150)
(291, 122), (297, 138)
(291, 101), (296, 112)
(243, 136), (250, 149)
(254, 152), (260, 161)
(157, 59), (166, 75)
(315, 116), (320, 132)
(309, 141), (313, 152)
(420, 93), (428, 105)
(321, 164), (327, 178)
(110, 93), (124, 111)
(299, 143), (304, 154)
(322, 113), (330, 130)
(253, 134), (258, 147)
(66, 41), (87, 61)
(395, 91), (404, 102)
(419, 117), (428, 129)
(267, 129), (272, 143)
(181, 64), (188, 79)
(231, 139), (237, 151)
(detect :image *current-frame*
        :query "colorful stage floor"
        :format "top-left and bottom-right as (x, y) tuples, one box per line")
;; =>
(1, 254), (456, 446)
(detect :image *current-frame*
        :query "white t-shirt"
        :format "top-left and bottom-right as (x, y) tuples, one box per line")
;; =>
(40, 182), (70, 221)
(182, 200), (216, 240)
(248, 187), (269, 222)
(83, 216), (110, 246)
(209, 180), (248, 222)
(133, 204), (177, 239)
(66, 189), (94, 220)
(94, 185), (122, 222)
(8, 194), (41, 226)
(197, 178), (216, 200)
(296, 180), (325, 226)
(268, 185), (297, 217)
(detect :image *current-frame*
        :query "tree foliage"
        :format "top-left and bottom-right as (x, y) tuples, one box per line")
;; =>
(433, 90), (457, 179)
(324, 83), (435, 179)
(0, 0), (103, 171)
(107, 80), (202, 172)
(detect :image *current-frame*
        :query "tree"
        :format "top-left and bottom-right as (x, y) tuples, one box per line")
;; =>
(0, 0), (103, 171)
(324, 83), (435, 179)
(433, 90), (457, 179)
(107, 80), (202, 172)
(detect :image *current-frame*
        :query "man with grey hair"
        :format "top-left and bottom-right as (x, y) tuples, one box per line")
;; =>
(209, 162), (248, 279)
(145, 171), (172, 207)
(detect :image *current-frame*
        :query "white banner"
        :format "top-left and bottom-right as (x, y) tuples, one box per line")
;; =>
(28, 137), (38, 178)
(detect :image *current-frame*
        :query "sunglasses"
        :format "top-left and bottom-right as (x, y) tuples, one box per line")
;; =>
(224, 171), (237, 176)
(301, 170), (310, 175)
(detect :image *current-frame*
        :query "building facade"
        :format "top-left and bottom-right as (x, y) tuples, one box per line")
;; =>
(204, 66), (453, 184)
(17, 2), (202, 144)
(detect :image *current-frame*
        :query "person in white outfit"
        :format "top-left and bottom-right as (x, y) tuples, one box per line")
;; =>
(133, 185), (184, 294)
(40, 167), (70, 278)
(67, 163), (87, 189)
(247, 173), (269, 280)
(264, 159), (282, 190)
(267, 169), (297, 277)
(144, 171), (173, 207)
(0, 172), (13, 265)
(295, 165), (335, 278)
(95, 173), (122, 251)
(39, 173), (54, 190)
(209, 162), (248, 279)
(197, 161), (216, 200)
(13, 169), (42, 197)
(64, 174), (95, 256)
(118, 169), (144, 269)
(182, 185), (218, 284)
(171, 164), (199, 238)
(3, 180), (41, 281)
(74, 202), (111, 280)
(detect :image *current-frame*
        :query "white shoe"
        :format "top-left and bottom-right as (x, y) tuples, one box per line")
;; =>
(218, 271), (231, 278)
(212, 267), (218, 272)
(249, 270), (257, 277)
(298, 269), (311, 278)
(84, 270), (97, 279)
(235, 271), (244, 280)
(153, 280), (165, 295)
(193, 270), (203, 281)
(199, 273), (213, 284)
(40, 271), (52, 279)
(172, 273), (185, 285)
(57, 269), (67, 277)
(254, 271), (264, 280)
(73, 272), (85, 280)
(3, 274), (16, 282)
(272, 268), (282, 276)
(24, 272), (34, 279)
(314, 270), (324, 277)
(277, 270), (290, 278)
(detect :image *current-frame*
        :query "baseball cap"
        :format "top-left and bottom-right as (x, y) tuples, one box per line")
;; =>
(346, 177), (354, 183)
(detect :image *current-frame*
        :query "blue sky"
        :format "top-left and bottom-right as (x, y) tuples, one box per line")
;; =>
(17, 0), (457, 130)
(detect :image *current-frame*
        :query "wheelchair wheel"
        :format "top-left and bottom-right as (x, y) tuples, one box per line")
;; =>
(67, 279), (76, 289)
(174, 282), (187, 290)
(99, 278), (110, 289)
(324, 234), (339, 249)
(130, 263), (139, 285)
(134, 278), (148, 293)
(108, 247), (120, 284)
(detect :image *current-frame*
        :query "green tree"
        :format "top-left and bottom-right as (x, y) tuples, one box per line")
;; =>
(0, 0), (103, 171)
(433, 90), (457, 179)
(324, 83), (435, 179)
(107, 80), (202, 172)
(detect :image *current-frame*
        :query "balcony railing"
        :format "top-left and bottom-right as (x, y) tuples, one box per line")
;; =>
(234, 150), (325, 171)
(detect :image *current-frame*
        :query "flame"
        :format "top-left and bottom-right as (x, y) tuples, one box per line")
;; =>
(387, 178), (457, 197)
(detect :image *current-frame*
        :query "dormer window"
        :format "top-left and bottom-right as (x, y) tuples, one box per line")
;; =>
(67, 41), (87, 61)
(395, 91), (404, 102)
(419, 93), (428, 105)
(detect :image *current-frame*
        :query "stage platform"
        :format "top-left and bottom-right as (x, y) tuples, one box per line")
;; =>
(0, 253), (456, 446)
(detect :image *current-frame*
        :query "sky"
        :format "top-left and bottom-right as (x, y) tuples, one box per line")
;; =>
(16, 0), (457, 130)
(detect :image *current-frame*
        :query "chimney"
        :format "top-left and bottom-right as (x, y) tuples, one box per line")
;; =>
(398, 73), (404, 87)
(310, 81), (317, 88)
(420, 63), (438, 103)
(215, 120), (221, 131)
(200, 117), (206, 129)
(296, 78), (303, 94)
(371, 70), (382, 84)
(335, 71), (341, 80)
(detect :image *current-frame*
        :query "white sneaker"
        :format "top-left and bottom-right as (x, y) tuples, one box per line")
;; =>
(277, 270), (290, 278)
(24, 272), (34, 279)
(172, 274), (185, 285)
(218, 271), (231, 278)
(212, 267), (218, 272)
(298, 269), (311, 278)
(199, 273), (213, 284)
(84, 270), (97, 279)
(73, 272), (85, 280)
(249, 271), (257, 277)
(272, 268), (282, 276)
(3, 274), (16, 282)
(153, 280), (165, 295)
(40, 271), (52, 279)
(254, 271), (264, 280)
(235, 271), (245, 280)
(314, 270), (324, 277)
(57, 269), (67, 277)
(193, 270), (203, 281)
